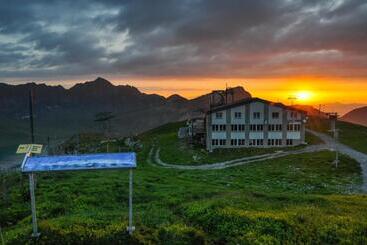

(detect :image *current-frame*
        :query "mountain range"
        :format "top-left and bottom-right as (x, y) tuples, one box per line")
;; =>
(1, 77), (365, 154)
(0, 77), (251, 149)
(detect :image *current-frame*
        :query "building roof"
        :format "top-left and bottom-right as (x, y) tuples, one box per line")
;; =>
(207, 97), (307, 114)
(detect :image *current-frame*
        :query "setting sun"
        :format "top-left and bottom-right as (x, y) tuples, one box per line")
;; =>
(295, 91), (313, 102)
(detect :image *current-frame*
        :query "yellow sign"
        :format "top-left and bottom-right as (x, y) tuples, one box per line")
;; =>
(30, 144), (43, 154)
(16, 144), (43, 154)
(16, 144), (31, 154)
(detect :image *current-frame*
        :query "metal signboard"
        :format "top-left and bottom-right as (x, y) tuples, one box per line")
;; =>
(17, 144), (31, 153)
(20, 152), (136, 238)
(21, 152), (136, 173)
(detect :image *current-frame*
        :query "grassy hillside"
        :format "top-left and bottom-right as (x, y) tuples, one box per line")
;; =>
(337, 121), (367, 154)
(307, 116), (367, 153)
(1, 122), (366, 244)
(152, 122), (322, 165)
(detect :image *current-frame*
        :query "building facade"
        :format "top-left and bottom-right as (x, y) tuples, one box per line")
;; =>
(205, 98), (307, 151)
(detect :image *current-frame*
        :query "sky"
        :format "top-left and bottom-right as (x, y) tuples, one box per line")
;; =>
(1, 0), (367, 109)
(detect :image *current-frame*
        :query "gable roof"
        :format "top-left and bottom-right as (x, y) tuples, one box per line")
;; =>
(207, 97), (307, 114)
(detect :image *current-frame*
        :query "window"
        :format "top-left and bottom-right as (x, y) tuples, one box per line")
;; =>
(268, 125), (274, 131)
(272, 112), (279, 119)
(231, 139), (238, 146)
(212, 124), (226, 131)
(212, 139), (218, 145)
(215, 112), (223, 119)
(268, 139), (281, 146)
(295, 124), (300, 131)
(234, 112), (242, 119)
(219, 139), (226, 145)
(231, 124), (246, 131)
(287, 124), (300, 131)
(268, 124), (282, 131)
(287, 124), (293, 131)
(239, 124), (245, 131)
(253, 112), (260, 119)
(250, 124), (263, 131)
(250, 139), (264, 146)
(290, 111), (298, 118)
(286, 139), (293, 145)
(238, 139), (245, 145)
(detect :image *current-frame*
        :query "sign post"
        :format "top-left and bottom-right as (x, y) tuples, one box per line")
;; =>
(29, 172), (40, 237)
(128, 169), (135, 234)
(17, 145), (44, 238)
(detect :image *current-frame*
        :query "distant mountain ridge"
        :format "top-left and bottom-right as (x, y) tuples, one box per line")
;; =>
(0, 77), (252, 141)
(341, 106), (367, 126)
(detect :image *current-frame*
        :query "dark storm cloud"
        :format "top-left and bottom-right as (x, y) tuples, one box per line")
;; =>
(0, 0), (366, 81)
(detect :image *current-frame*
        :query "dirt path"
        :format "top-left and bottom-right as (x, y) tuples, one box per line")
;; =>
(149, 144), (330, 170)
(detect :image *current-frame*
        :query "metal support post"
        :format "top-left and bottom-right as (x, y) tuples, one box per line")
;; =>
(127, 169), (135, 234)
(334, 130), (339, 167)
(29, 173), (40, 237)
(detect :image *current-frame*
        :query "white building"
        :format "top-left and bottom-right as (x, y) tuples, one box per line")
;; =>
(205, 98), (307, 151)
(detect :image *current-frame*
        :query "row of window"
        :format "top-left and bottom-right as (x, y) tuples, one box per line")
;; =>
(250, 139), (264, 146)
(268, 124), (282, 131)
(212, 139), (227, 146)
(215, 111), (299, 119)
(268, 139), (282, 146)
(212, 124), (301, 132)
(212, 124), (227, 131)
(212, 139), (294, 146)
(250, 124), (264, 131)
(287, 124), (301, 131)
(231, 124), (246, 131)
(230, 139), (246, 145)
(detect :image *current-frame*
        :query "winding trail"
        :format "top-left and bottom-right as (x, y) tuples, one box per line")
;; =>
(149, 144), (329, 170)
(149, 130), (367, 191)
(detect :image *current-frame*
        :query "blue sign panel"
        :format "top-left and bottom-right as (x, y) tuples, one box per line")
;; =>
(22, 153), (136, 173)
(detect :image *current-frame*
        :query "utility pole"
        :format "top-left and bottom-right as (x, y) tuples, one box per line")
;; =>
(327, 112), (339, 167)
(288, 96), (297, 106)
(318, 104), (325, 116)
(28, 88), (40, 237)
(29, 89), (35, 144)
(47, 136), (50, 155)
(334, 129), (339, 167)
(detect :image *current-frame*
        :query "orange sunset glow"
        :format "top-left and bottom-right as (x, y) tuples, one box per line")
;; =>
(114, 76), (367, 106)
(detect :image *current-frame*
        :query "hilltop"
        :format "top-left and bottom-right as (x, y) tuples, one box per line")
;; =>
(341, 106), (367, 127)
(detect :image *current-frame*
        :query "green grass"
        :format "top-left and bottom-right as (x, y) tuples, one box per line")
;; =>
(337, 121), (367, 154)
(1, 122), (366, 244)
(154, 122), (323, 165)
(307, 116), (367, 154)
